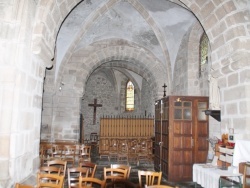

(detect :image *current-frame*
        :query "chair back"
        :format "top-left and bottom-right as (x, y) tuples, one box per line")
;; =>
(138, 170), (162, 188)
(244, 163), (250, 188)
(67, 167), (89, 188)
(39, 166), (61, 175)
(104, 167), (128, 183)
(62, 145), (77, 166)
(15, 183), (33, 188)
(79, 161), (97, 178)
(79, 145), (91, 162)
(79, 177), (105, 188)
(36, 173), (64, 188)
(110, 164), (131, 179)
(47, 159), (67, 177)
(51, 144), (64, 159)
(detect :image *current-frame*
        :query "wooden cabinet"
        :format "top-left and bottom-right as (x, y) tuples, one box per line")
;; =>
(154, 96), (209, 182)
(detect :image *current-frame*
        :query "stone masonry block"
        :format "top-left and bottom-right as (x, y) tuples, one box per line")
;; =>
(225, 26), (246, 42)
(0, 159), (9, 179)
(215, 4), (227, 20)
(233, 117), (250, 133)
(226, 103), (238, 115)
(224, 85), (250, 101)
(231, 38), (250, 51)
(0, 109), (12, 133)
(211, 35), (225, 51)
(228, 72), (239, 87)
(0, 134), (10, 158)
(195, 0), (206, 8)
(230, 54), (250, 71)
(203, 14), (218, 33)
(240, 69), (250, 83)
(200, 1), (215, 19)
(239, 101), (250, 115)
(190, 3), (201, 15)
(22, 112), (34, 130)
(0, 67), (17, 83)
(210, 20), (226, 39)
(223, 1), (236, 14)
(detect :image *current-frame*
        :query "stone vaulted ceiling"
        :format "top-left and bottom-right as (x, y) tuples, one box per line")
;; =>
(55, 0), (198, 95)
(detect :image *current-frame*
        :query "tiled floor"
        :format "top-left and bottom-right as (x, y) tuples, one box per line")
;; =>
(91, 146), (201, 188)
(23, 145), (202, 187)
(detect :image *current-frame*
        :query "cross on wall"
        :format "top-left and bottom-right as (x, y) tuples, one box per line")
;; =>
(88, 98), (102, 124)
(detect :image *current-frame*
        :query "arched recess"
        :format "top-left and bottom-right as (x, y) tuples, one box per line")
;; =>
(187, 20), (208, 96)
(58, 40), (169, 100)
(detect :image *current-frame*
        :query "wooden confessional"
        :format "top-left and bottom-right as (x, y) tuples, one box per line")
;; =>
(154, 96), (209, 182)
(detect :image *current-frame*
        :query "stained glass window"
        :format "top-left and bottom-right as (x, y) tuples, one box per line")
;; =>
(199, 33), (209, 76)
(126, 81), (134, 111)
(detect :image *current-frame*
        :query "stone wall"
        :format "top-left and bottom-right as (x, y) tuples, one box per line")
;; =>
(0, 1), (45, 187)
(81, 68), (154, 140)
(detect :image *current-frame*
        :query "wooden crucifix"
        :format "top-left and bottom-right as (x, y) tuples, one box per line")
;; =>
(162, 83), (167, 97)
(88, 98), (102, 124)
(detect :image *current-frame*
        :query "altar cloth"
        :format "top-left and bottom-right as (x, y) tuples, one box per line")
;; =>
(232, 140), (250, 167)
(193, 164), (242, 188)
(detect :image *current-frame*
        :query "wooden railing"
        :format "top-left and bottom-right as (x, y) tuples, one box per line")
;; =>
(100, 116), (154, 138)
(99, 116), (154, 162)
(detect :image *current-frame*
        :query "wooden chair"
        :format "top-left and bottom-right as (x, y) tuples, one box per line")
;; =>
(110, 164), (131, 179)
(243, 163), (250, 188)
(39, 143), (52, 166)
(36, 173), (64, 188)
(79, 177), (106, 188)
(138, 170), (162, 188)
(99, 138), (110, 159)
(103, 167), (128, 185)
(79, 161), (97, 178)
(109, 138), (119, 161)
(39, 166), (61, 175)
(146, 185), (175, 188)
(117, 139), (129, 164)
(127, 139), (138, 164)
(51, 144), (64, 159)
(137, 139), (152, 165)
(67, 167), (89, 188)
(79, 145), (91, 162)
(15, 183), (33, 188)
(62, 145), (77, 166)
(47, 159), (67, 177)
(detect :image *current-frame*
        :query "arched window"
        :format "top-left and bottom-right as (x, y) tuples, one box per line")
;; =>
(126, 81), (134, 111)
(199, 32), (209, 77)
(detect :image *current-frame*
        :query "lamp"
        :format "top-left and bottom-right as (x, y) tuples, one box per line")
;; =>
(176, 97), (181, 102)
(59, 82), (64, 91)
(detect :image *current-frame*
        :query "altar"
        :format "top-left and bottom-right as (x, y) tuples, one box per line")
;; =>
(193, 139), (250, 188)
(193, 164), (242, 188)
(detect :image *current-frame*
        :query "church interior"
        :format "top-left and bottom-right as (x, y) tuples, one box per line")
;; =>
(1, 0), (250, 188)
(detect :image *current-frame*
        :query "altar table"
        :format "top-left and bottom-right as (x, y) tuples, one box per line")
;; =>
(193, 164), (242, 188)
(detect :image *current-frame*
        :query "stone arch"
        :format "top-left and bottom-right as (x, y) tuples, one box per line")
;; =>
(178, 0), (250, 77)
(33, 0), (250, 78)
(58, 40), (169, 100)
(32, 0), (82, 67)
(56, 0), (172, 89)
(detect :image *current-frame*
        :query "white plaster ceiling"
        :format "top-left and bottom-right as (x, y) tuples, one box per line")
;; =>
(56, 0), (197, 80)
